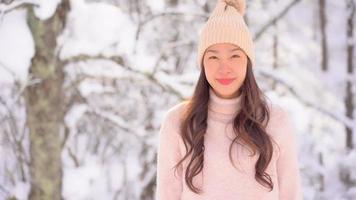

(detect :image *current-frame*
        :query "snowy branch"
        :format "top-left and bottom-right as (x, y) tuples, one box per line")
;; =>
(257, 70), (355, 130)
(0, 61), (16, 77)
(140, 11), (208, 27)
(0, 185), (11, 199)
(135, 11), (208, 41)
(62, 54), (185, 99)
(254, 0), (302, 41)
(0, 0), (39, 15)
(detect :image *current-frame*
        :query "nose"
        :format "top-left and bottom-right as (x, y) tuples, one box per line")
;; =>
(218, 60), (232, 74)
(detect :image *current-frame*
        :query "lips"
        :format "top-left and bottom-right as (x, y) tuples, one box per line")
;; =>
(216, 78), (236, 85)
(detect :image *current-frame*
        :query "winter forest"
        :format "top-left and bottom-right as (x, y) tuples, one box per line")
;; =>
(0, 0), (355, 199)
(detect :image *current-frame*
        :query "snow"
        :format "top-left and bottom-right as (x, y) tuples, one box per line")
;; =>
(6, 181), (29, 200)
(0, 9), (34, 84)
(62, 155), (122, 200)
(146, 0), (165, 12)
(58, 0), (136, 60)
(33, 0), (61, 20)
(65, 103), (88, 131)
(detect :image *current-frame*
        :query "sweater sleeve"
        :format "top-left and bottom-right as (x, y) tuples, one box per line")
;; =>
(155, 107), (183, 200)
(276, 109), (303, 200)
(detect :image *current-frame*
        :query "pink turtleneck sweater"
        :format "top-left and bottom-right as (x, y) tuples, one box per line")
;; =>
(156, 90), (303, 200)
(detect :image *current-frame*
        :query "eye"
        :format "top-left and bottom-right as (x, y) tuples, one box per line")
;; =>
(208, 56), (218, 60)
(231, 54), (240, 58)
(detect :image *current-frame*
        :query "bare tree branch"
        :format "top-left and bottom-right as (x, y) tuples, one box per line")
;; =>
(66, 146), (80, 167)
(0, 95), (29, 184)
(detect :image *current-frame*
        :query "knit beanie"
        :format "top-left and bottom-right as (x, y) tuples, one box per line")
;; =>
(197, 0), (255, 68)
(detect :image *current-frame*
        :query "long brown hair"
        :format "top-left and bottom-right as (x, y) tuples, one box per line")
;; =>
(174, 58), (274, 194)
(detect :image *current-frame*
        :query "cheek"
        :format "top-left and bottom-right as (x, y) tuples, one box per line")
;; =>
(238, 66), (247, 78)
(234, 60), (248, 77)
(204, 66), (214, 84)
(203, 61), (217, 79)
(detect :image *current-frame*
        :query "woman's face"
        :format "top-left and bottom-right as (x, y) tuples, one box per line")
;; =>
(203, 43), (248, 99)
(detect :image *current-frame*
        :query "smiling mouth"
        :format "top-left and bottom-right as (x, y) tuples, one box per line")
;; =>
(216, 78), (236, 85)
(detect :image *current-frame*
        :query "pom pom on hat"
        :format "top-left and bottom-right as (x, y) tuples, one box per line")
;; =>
(223, 0), (246, 16)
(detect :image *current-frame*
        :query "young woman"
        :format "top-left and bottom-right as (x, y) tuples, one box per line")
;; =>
(156, 0), (302, 199)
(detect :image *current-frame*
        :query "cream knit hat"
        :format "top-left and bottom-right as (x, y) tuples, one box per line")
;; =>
(197, 0), (255, 67)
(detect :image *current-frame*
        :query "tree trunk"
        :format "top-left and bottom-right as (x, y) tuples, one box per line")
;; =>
(271, 0), (279, 90)
(319, 0), (328, 71)
(24, 1), (70, 199)
(345, 0), (355, 150)
(168, 0), (178, 7)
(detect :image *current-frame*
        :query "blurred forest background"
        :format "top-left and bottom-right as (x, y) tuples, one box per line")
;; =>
(0, 0), (355, 199)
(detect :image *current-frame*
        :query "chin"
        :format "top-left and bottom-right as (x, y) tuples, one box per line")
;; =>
(221, 93), (236, 99)
(213, 87), (238, 98)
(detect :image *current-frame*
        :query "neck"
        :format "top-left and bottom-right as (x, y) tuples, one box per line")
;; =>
(208, 88), (242, 123)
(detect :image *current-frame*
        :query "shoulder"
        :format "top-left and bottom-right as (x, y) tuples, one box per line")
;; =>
(266, 102), (300, 159)
(267, 103), (291, 123)
(266, 102), (295, 140)
(158, 101), (189, 145)
(161, 101), (190, 128)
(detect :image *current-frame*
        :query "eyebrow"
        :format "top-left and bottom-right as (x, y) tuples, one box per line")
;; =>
(206, 47), (242, 54)
(230, 48), (242, 52)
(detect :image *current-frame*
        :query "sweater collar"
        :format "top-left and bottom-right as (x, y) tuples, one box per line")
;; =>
(208, 88), (242, 119)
